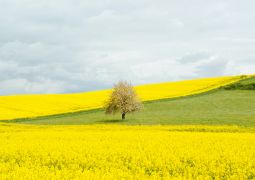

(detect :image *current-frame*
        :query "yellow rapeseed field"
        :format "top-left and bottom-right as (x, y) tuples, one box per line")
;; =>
(0, 75), (252, 121)
(0, 124), (254, 179)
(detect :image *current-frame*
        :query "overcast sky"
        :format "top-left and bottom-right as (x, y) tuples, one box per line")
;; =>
(0, 0), (255, 95)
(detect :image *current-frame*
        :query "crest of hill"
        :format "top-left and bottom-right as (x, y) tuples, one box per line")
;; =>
(0, 74), (254, 121)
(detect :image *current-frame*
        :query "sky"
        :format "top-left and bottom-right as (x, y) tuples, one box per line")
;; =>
(0, 0), (255, 95)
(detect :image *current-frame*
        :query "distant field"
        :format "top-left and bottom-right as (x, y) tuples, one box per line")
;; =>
(0, 75), (250, 121)
(14, 77), (255, 126)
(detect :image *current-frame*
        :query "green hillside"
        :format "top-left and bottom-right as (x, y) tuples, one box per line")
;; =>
(10, 77), (255, 126)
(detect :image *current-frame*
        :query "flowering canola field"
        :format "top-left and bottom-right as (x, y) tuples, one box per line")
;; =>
(0, 75), (252, 121)
(0, 124), (255, 179)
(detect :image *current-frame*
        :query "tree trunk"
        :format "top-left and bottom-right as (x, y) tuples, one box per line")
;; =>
(122, 113), (126, 120)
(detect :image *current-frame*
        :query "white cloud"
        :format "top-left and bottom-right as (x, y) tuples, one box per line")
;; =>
(0, 0), (255, 95)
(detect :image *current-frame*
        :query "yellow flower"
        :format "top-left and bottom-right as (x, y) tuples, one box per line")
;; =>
(0, 75), (253, 120)
(0, 124), (254, 179)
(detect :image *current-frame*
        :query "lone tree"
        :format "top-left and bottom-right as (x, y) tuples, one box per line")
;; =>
(105, 81), (142, 120)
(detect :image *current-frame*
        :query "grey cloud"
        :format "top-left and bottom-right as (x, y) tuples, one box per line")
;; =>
(177, 52), (212, 64)
(195, 59), (229, 77)
(0, 0), (255, 95)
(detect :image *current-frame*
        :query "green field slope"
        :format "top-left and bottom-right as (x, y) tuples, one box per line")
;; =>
(11, 77), (255, 126)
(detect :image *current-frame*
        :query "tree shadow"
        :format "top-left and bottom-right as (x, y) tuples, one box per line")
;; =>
(97, 119), (124, 124)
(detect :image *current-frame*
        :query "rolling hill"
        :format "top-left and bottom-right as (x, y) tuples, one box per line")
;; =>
(0, 75), (250, 121)
(12, 75), (255, 126)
